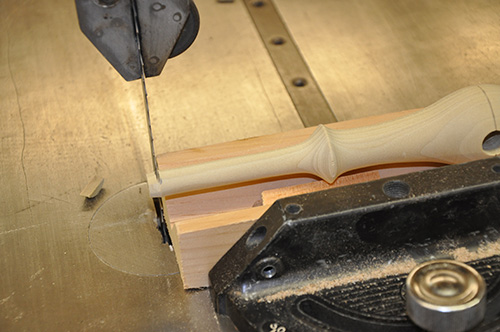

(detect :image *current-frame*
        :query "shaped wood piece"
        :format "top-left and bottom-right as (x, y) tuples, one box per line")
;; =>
(148, 85), (500, 197)
(154, 85), (500, 288)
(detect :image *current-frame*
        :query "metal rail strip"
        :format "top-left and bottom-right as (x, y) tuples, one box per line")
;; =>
(242, 0), (337, 126)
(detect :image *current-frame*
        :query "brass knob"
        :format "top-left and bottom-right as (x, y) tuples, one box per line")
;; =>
(406, 260), (486, 332)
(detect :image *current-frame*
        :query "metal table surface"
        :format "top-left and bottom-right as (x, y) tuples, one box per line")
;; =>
(1, 0), (499, 331)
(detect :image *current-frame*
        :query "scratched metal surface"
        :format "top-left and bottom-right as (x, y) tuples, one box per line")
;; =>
(275, 0), (500, 121)
(0, 0), (298, 330)
(1, 0), (500, 331)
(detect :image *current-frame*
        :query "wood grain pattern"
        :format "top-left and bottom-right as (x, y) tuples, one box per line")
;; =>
(261, 171), (381, 206)
(4, 0), (500, 329)
(168, 166), (436, 288)
(150, 85), (500, 197)
(159, 85), (500, 288)
(156, 109), (419, 169)
(168, 171), (383, 288)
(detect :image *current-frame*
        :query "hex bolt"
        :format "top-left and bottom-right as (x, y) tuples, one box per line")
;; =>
(406, 260), (486, 332)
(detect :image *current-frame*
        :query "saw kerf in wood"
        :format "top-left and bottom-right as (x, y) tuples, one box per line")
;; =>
(148, 85), (500, 198)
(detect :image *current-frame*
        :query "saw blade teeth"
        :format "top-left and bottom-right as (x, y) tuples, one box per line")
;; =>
(131, 0), (161, 182)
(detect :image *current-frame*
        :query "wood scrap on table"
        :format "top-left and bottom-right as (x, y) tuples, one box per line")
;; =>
(80, 176), (104, 199)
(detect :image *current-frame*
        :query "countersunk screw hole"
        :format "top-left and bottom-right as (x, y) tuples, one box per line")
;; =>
(246, 226), (267, 250)
(483, 131), (500, 156)
(285, 203), (302, 215)
(292, 78), (307, 87)
(152, 2), (166, 11)
(93, 0), (119, 7)
(173, 12), (182, 22)
(256, 257), (283, 280)
(261, 265), (276, 279)
(252, 0), (265, 7)
(149, 56), (160, 64)
(492, 164), (500, 174)
(383, 180), (411, 199)
(271, 37), (285, 45)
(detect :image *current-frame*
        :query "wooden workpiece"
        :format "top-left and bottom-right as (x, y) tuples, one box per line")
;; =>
(149, 85), (500, 198)
(4, 0), (500, 329)
(158, 85), (500, 289)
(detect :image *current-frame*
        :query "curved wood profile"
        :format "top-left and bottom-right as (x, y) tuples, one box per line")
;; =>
(148, 85), (500, 197)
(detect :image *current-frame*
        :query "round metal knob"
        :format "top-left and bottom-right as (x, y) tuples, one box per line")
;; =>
(406, 259), (486, 332)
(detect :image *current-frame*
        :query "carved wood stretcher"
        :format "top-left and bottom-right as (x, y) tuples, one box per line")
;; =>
(153, 85), (500, 288)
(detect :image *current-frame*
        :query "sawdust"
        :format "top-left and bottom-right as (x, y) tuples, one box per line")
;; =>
(259, 239), (500, 303)
(447, 240), (500, 263)
(259, 258), (416, 303)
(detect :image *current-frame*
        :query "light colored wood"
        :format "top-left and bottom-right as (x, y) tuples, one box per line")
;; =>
(149, 85), (500, 197)
(166, 176), (317, 223)
(159, 109), (426, 230)
(160, 85), (500, 288)
(80, 176), (104, 198)
(171, 205), (268, 288)
(4, 0), (500, 328)
(169, 166), (437, 288)
(168, 169), (383, 288)
(156, 109), (420, 169)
